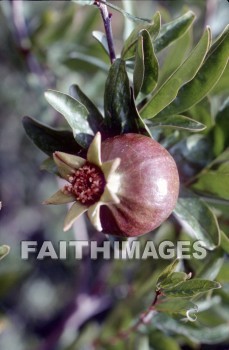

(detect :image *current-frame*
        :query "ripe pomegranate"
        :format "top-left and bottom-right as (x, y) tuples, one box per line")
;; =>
(99, 133), (179, 237)
(44, 133), (179, 237)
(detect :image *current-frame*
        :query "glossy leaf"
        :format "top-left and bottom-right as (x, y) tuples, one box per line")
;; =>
(158, 28), (192, 88)
(0, 245), (10, 260)
(121, 12), (161, 60)
(134, 29), (158, 97)
(149, 114), (206, 131)
(104, 58), (150, 136)
(69, 84), (106, 134)
(141, 28), (210, 119)
(153, 313), (229, 344)
(45, 90), (94, 149)
(154, 11), (195, 53)
(92, 30), (109, 54)
(164, 279), (220, 297)
(22, 116), (81, 156)
(173, 188), (220, 249)
(158, 25), (229, 117)
(133, 32), (144, 97)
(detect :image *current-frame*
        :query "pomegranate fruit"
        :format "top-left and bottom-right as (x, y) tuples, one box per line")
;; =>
(44, 132), (179, 236)
(100, 134), (179, 237)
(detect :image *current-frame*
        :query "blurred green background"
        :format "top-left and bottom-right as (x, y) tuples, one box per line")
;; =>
(0, 1), (228, 349)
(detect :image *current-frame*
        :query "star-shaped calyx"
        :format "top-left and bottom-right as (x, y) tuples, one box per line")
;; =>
(44, 133), (121, 232)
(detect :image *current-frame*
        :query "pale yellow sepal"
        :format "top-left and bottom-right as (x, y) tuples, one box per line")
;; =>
(54, 152), (86, 170)
(53, 153), (73, 180)
(100, 186), (120, 204)
(87, 203), (102, 231)
(87, 132), (102, 166)
(43, 190), (75, 205)
(64, 202), (88, 231)
(101, 158), (121, 181)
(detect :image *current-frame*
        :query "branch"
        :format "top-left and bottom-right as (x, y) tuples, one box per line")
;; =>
(93, 290), (162, 347)
(94, 0), (116, 64)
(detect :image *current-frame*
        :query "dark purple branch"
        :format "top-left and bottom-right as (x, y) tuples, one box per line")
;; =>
(94, 0), (116, 64)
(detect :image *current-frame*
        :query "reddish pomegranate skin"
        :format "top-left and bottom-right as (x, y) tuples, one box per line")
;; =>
(100, 134), (179, 237)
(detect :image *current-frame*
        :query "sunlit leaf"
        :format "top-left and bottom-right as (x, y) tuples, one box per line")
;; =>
(121, 12), (161, 60)
(69, 84), (106, 134)
(134, 29), (158, 97)
(158, 25), (229, 117)
(154, 11), (195, 53)
(149, 114), (206, 131)
(141, 28), (210, 119)
(158, 28), (192, 88)
(45, 90), (94, 148)
(92, 30), (109, 54)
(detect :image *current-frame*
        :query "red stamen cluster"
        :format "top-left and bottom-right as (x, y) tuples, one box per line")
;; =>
(64, 163), (105, 205)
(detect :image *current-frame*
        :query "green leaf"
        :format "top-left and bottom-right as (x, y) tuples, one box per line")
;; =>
(192, 162), (229, 200)
(158, 25), (229, 117)
(158, 28), (192, 88)
(134, 29), (158, 97)
(154, 11), (195, 53)
(187, 97), (213, 132)
(104, 58), (150, 136)
(220, 231), (229, 254)
(45, 90), (94, 149)
(173, 188), (220, 250)
(141, 28), (210, 119)
(156, 259), (180, 287)
(211, 62), (229, 95)
(92, 30), (109, 54)
(158, 272), (191, 290)
(149, 115), (206, 131)
(22, 116), (81, 157)
(121, 12), (161, 60)
(153, 313), (229, 344)
(69, 84), (106, 134)
(213, 97), (229, 155)
(0, 245), (10, 260)
(155, 299), (198, 319)
(63, 52), (109, 73)
(164, 279), (221, 297)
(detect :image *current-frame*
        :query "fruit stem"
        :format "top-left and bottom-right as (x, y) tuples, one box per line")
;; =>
(94, 0), (116, 64)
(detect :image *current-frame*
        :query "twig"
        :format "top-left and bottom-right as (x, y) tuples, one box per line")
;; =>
(94, 0), (116, 64)
(93, 290), (161, 347)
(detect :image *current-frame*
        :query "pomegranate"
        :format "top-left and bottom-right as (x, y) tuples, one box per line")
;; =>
(44, 133), (179, 237)
(100, 134), (179, 237)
